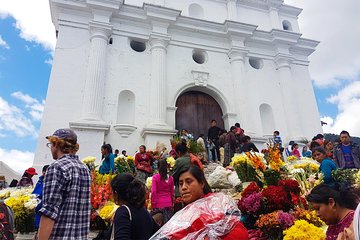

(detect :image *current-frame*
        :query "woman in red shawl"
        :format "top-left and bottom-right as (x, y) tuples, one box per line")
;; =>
(150, 165), (248, 240)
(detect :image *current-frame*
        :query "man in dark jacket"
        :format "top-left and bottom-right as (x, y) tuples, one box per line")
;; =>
(207, 120), (226, 162)
(333, 130), (360, 169)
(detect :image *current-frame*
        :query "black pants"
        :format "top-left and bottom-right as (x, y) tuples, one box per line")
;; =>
(211, 139), (220, 161)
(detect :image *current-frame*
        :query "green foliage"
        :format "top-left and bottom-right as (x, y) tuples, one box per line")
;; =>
(264, 169), (281, 186)
(15, 212), (35, 233)
(332, 169), (358, 184)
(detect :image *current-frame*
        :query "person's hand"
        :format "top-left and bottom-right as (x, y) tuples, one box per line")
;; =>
(337, 223), (355, 240)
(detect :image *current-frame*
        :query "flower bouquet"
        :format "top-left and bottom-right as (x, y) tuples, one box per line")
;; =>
(255, 211), (295, 240)
(115, 155), (132, 174)
(230, 152), (265, 182)
(283, 220), (325, 240)
(82, 156), (97, 171)
(4, 189), (38, 234)
(262, 186), (291, 213)
(332, 168), (359, 184)
(98, 201), (119, 222)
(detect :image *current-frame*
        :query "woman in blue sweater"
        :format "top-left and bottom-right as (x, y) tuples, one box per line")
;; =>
(99, 144), (115, 174)
(312, 147), (337, 184)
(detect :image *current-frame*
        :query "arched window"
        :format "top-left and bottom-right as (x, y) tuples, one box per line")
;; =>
(282, 20), (292, 31)
(117, 90), (135, 125)
(259, 104), (275, 136)
(189, 3), (204, 19)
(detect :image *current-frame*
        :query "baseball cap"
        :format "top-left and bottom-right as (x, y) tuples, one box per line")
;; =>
(46, 128), (77, 143)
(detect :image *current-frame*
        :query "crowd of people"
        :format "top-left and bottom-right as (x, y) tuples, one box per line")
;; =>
(0, 124), (360, 240)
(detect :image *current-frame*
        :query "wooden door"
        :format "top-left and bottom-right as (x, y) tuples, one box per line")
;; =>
(175, 91), (224, 139)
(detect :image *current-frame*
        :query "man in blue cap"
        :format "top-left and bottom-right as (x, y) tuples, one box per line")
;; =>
(37, 128), (91, 240)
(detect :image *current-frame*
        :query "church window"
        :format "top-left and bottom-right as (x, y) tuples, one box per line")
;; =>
(192, 49), (207, 64)
(130, 40), (146, 52)
(189, 3), (204, 19)
(282, 20), (293, 31)
(249, 58), (263, 69)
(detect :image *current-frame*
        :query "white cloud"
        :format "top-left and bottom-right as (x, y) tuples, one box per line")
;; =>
(285, 0), (360, 87)
(45, 58), (53, 65)
(11, 91), (45, 121)
(320, 81), (360, 136)
(0, 148), (34, 173)
(0, 96), (37, 137)
(0, 35), (10, 49)
(0, 0), (56, 50)
(25, 45), (30, 51)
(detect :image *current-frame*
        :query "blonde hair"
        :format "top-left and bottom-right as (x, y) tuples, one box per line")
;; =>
(47, 136), (79, 154)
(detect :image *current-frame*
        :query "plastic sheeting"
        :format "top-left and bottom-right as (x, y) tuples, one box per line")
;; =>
(150, 192), (247, 240)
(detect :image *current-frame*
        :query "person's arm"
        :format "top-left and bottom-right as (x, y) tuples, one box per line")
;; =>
(38, 164), (65, 239)
(333, 148), (340, 167)
(322, 161), (334, 184)
(38, 216), (55, 240)
(113, 207), (131, 239)
(134, 153), (139, 166)
(151, 176), (158, 208)
(110, 154), (115, 173)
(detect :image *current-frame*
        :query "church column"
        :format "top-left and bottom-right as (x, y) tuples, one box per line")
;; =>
(276, 56), (302, 139)
(81, 21), (112, 121)
(226, 0), (237, 21)
(269, 7), (281, 30)
(228, 49), (256, 135)
(149, 37), (168, 126)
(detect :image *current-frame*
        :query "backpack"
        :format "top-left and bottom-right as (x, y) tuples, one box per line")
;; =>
(0, 202), (14, 240)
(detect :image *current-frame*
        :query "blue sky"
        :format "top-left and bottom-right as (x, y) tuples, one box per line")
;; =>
(0, 0), (359, 173)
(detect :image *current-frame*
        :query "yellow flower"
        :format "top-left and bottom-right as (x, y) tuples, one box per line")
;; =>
(99, 201), (119, 220)
(82, 156), (96, 164)
(283, 220), (325, 240)
(146, 177), (153, 190)
(127, 156), (134, 162)
(166, 157), (176, 168)
(287, 156), (298, 162)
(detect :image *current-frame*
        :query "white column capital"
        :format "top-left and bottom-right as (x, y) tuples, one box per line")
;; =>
(228, 48), (248, 63)
(149, 36), (170, 51)
(89, 21), (113, 41)
(275, 55), (292, 69)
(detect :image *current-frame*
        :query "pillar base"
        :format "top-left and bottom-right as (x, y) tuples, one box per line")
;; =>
(141, 126), (177, 150)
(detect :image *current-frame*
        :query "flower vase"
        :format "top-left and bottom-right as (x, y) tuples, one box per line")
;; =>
(15, 232), (35, 240)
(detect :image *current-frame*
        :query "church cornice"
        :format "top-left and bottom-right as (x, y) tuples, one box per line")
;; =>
(50, 0), (319, 59)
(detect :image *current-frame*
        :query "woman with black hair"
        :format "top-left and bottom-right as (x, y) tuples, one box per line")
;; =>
(150, 165), (248, 239)
(307, 183), (359, 240)
(111, 173), (159, 240)
(135, 145), (153, 183)
(99, 144), (115, 174)
(151, 159), (174, 224)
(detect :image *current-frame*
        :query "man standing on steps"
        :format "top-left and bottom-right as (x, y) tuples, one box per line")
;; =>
(37, 129), (91, 239)
(333, 130), (360, 169)
(207, 120), (226, 163)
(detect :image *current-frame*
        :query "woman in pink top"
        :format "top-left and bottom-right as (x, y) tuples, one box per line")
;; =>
(151, 159), (174, 224)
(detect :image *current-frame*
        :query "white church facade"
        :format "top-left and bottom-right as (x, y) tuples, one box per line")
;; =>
(34, 0), (322, 167)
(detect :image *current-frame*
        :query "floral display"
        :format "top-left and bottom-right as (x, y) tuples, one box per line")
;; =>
(238, 192), (262, 215)
(4, 188), (38, 233)
(283, 220), (325, 240)
(255, 211), (295, 239)
(332, 168), (358, 184)
(98, 201), (119, 221)
(262, 186), (291, 212)
(146, 176), (153, 191)
(82, 156), (96, 171)
(90, 171), (113, 209)
(114, 155), (132, 174)
(166, 156), (176, 169)
(266, 143), (285, 172)
(292, 208), (324, 227)
(286, 156), (298, 162)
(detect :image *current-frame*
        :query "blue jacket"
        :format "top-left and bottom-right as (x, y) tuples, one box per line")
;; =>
(333, 142), (360, 169)
(99, 153), (115, 174)
(32, 175), (44, 229)
(319, 158), (337, 184)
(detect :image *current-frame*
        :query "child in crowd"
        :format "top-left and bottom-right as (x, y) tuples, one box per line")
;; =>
(291, 143), (301, 158)
(312, 147), (337, 184)
(302, 146), (312, 158)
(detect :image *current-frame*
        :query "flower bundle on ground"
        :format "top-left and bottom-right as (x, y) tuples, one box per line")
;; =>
(255, 211), (295, 240)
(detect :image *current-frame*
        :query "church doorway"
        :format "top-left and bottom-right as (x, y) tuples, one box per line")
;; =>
(175, 91), (225, 139)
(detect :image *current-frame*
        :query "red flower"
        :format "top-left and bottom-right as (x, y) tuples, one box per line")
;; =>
(278, 179), (301, 195)
(241, 182), (260, 198)
(262, 186), (290, 212)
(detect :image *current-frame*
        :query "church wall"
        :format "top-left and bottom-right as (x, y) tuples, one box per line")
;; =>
(290, 64), (323, 140)
(34, 25), (93, 166)
(237, 6), (272, 31)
